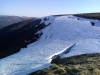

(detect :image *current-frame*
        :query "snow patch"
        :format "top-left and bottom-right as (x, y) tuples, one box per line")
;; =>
(0, 15), (100, 75)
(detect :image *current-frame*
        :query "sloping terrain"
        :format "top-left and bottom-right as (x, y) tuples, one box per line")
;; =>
(74, 13), (100, 20)
(0, 15), (31, 29)
(0, 14), (100, 75)
(30, 53), (100, 75)
(0, 17), (50, 59)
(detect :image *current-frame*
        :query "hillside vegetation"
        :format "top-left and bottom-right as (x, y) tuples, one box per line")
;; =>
(0, 17), (50, 59)
(30, 53), (100, 75)
(0, 18), (37, 58)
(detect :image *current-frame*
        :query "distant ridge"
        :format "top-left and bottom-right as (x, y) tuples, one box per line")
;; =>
(0, 15), (34, 29)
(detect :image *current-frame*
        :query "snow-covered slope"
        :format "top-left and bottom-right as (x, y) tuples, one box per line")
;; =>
(0, 15), (100, 75)
(72, 15), (100, 27)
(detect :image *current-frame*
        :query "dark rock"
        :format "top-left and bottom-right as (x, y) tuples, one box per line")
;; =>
(91, 22), (95, 26)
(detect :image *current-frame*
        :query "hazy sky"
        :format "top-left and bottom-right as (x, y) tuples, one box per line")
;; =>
(0, 0), (100, 17)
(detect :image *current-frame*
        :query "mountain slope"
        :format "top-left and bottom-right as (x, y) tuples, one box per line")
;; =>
(0, 15), (32, 29)
(0, 15), (100, 75)
(0, 17), (50, 59)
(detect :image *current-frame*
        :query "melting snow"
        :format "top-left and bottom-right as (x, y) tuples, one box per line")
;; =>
(0, 16), (100, 75)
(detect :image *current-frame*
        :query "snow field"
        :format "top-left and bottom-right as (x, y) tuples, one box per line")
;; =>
(0, 15), (100, 75)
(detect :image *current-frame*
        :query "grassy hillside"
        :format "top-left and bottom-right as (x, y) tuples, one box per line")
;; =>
(30, 53), (100, 75)
(74, 13), (100, 20)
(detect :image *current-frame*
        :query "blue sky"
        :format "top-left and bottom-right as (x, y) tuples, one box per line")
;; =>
(0, 0), (100, 17)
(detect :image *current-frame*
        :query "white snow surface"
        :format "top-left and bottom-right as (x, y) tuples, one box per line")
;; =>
(0, 16), (100, 75)
(72, 15), (100, 27)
